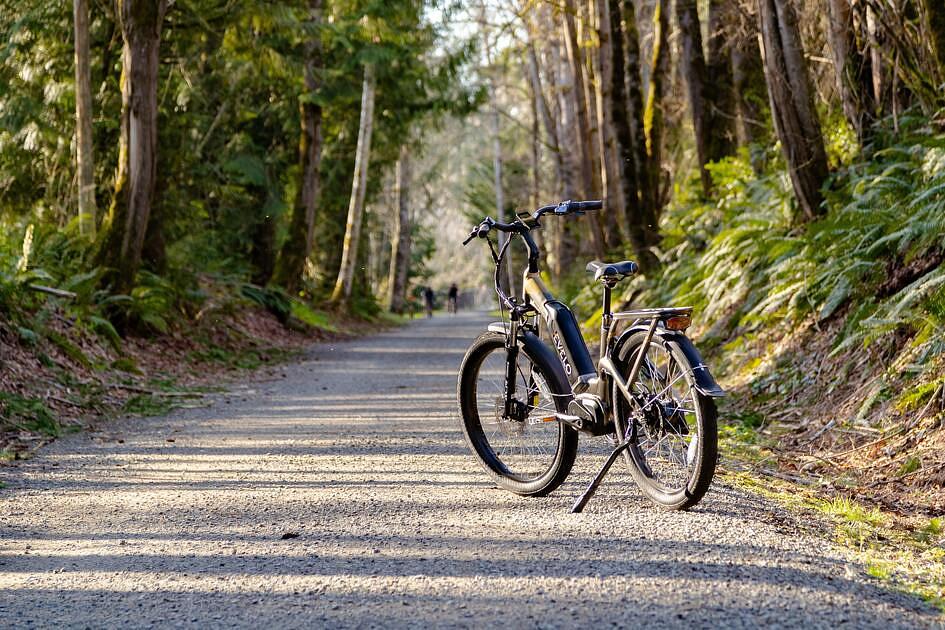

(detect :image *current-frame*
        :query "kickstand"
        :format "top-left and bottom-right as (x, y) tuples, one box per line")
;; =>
(571, 440), (632, 513)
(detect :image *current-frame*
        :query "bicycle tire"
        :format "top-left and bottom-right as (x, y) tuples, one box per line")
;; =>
(612, 331), (718, 510)
(458, 331), (578, 496)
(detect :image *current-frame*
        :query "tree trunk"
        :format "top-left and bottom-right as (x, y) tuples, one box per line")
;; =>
(676, 0), (712, 195)
(644, 0), (669, 222)
(920, 0), (945, 82)
(387, 145), (411, 313)
(488, 78), (516, 295)
(274, 0), (324, 293)
(758, 0), (829, 220)
(865, 5), (889, 116)
(331, 64), (376, 305)
(731, 5), (770, 157)
(73, 0), (96, 237)
(142, 176), (166, 274)
(609, 0), (661, 270)
(250, 213), (276, 286)
(826, 0), (875, 144)
(550, 31), (578, 276)
(705, 0), (737, 161)
(526, 43), (567, 189)
(525, 38), (568, 283)
(563, 0), (606, 259)
(97, 0), (168, 294)
(595, 0), (624, 250)
(530, 86), (541, 212)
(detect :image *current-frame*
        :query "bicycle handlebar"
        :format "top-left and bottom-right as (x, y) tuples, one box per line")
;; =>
(534, 199), (603, 218)
(462, 199), (602, 246)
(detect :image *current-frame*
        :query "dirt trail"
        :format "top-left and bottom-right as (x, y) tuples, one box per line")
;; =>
(0, 312), (938, 628)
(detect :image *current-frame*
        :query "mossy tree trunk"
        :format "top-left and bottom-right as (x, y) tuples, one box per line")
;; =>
(919, 0), (945, 88)
(97, 0), (168, 294)
(73, 0), (96, 237)
(644, 0), (670, 221)
(274, 0), (324, 293)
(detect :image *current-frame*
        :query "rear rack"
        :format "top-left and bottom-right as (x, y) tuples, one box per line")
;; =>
(611, 307), (693, 321)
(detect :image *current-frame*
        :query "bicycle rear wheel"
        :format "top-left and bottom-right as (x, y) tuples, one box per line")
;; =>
(458, 331), (577, 496)
(612, 331), (717, 510)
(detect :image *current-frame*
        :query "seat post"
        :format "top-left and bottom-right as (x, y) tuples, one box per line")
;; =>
(600, 280), (616, 364)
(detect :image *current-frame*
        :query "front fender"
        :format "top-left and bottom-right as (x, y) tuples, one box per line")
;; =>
(612, 326), (725, 398)
(486, 322), (574, 398)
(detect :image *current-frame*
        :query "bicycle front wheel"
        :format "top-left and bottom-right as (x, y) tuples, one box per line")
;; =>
(458, 331), (577, 496)
(612, 331), (718, 510)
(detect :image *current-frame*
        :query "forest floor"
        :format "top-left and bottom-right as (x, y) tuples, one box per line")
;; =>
(0, 301), (403, 462)
(703, 312), (945, 608)
(0, 312), (941, 627)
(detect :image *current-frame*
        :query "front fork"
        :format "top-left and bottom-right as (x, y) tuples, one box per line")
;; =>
(502, 316), (525, 421)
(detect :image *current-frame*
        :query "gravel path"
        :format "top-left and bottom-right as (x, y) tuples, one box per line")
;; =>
(0, 312), (939, 628)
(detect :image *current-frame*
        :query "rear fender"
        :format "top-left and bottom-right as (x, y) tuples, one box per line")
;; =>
(612, 326), (725, 398)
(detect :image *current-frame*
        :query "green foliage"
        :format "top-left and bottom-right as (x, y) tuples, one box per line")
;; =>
(0, 0), (473, 320)
(122, 394), (176, 417)
(241, 283), (292, 323)
(0, 392), (59, 436)
(896, 377), (945, 412)
(816, 495), (887, 547)
(290, 300), (338, 332)
(621, 129), (945, 377)
(918, 518), (943, 544)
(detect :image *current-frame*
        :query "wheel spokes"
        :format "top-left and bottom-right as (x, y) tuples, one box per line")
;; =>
(473, 346), (561, 479)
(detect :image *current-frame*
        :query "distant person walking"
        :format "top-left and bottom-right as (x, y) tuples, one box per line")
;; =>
(423, 286), (435, 318)
(447, 283), (459, 315)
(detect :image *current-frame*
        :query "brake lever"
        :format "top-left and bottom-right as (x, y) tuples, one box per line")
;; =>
(462, 232), (476, 246)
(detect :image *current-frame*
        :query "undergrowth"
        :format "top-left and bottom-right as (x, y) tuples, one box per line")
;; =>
(0, 222), (367, 449)
(596, 118), (945, 504)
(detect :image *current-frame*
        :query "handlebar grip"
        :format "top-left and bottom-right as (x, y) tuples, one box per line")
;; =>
(572, 200), (603, 212)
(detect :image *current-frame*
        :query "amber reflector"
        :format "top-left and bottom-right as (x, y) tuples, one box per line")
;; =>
(665, 316), (691, 331)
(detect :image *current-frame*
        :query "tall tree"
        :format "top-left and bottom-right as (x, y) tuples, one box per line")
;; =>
(826, 0), (875, 144)
(731, 1), (769, 154)
(609, 0), (661, 270)
(594, 0), (624, 249)
(73, 0), (96, 237)
(643, 0), (669, 219)
(919, 0), (945, 89)
(706, 0), (737, 160)
(274, 0), (325, 293)
(387, 145), (411, 313)
(97, 0), (169, 294)
(331, 63), (376, 305)
(562, 0), (605, 259)
(524, 34), (569, 282)
(676, 0), (712, 195)
(758, 0), (829, 220)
